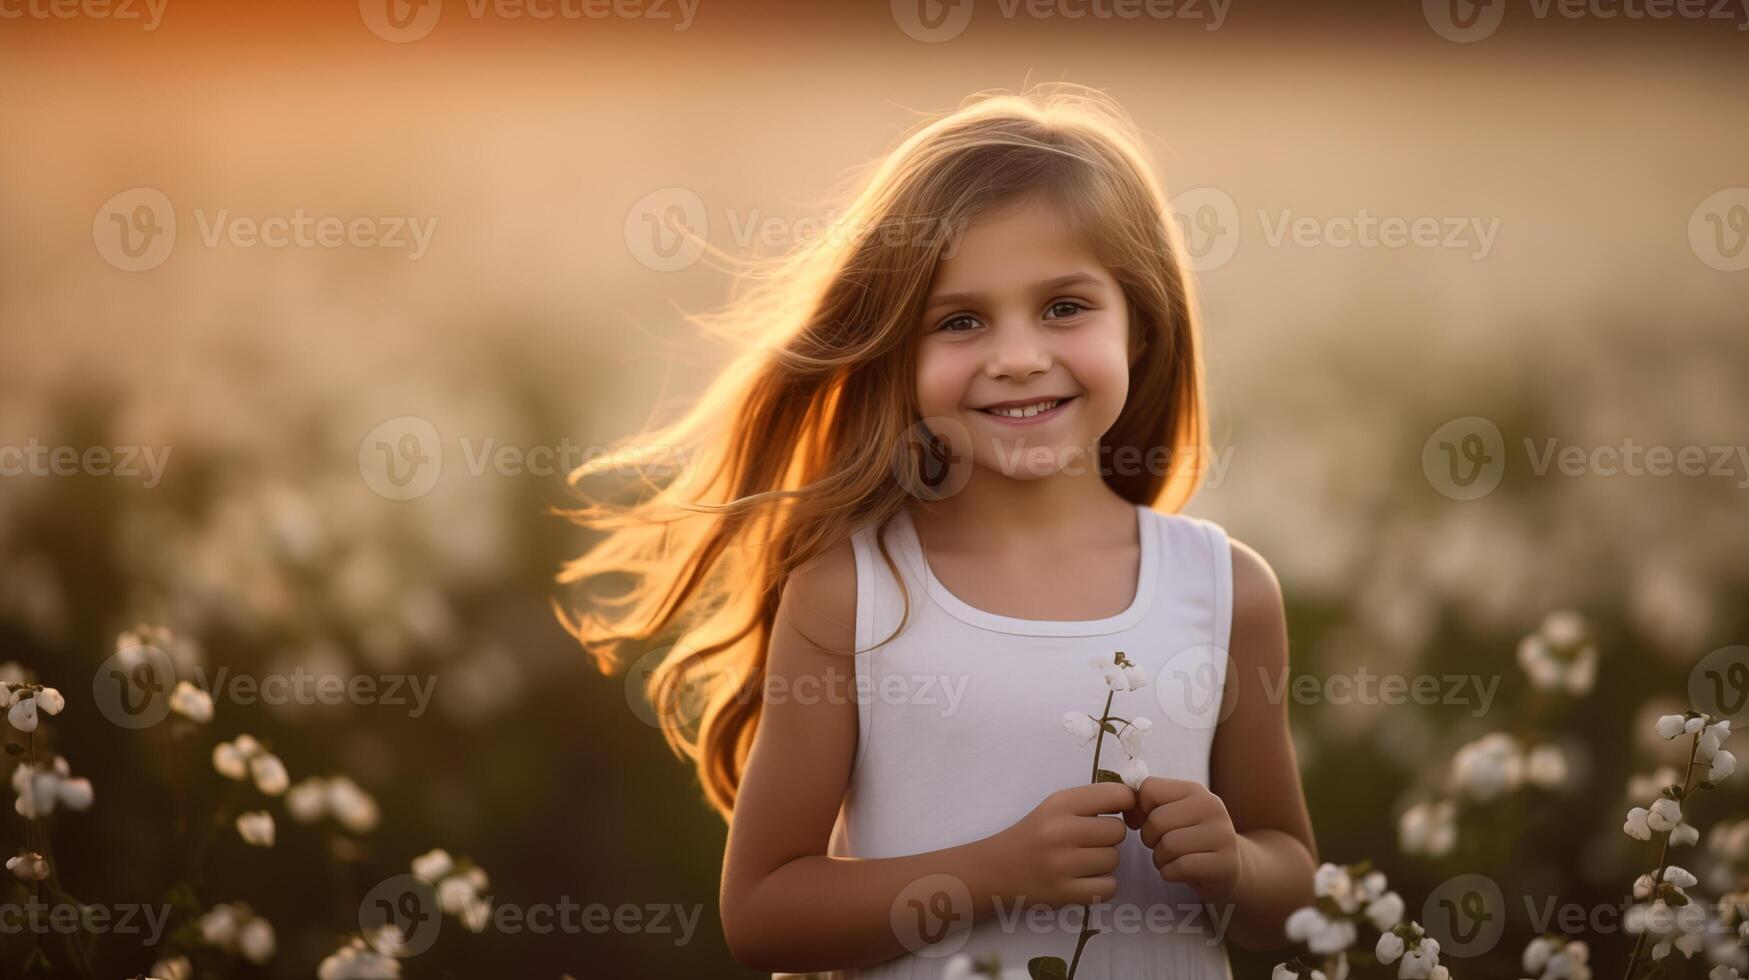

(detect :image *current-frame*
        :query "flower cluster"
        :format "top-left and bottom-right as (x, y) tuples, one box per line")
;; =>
(12, 755), (94, 819)
(286, 774), (382, 833)
(1515, 610), (1597, 696)
(1518, 935), (1590, 980)
(318, 925), (407, 980)
(196, 901), (277, 965)
(412, 848), (492, 932)
(1276, 861), (1444, 980)
(1061, 651), (1152, 793)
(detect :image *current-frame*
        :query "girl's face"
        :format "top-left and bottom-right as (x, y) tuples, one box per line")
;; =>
(914, 194), (1131, 481)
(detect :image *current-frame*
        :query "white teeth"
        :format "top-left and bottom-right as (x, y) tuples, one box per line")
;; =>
(987, 399), (1061, 418)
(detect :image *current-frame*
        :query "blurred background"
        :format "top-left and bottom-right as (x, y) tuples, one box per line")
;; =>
(2, 0), (1748, 976)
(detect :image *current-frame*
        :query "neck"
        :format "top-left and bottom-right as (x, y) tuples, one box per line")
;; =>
(909, 447), (1136, 552)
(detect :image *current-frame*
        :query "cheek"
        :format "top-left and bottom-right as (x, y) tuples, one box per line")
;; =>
(1068, 324), (1132, 416)
(913, 346), (972, 416)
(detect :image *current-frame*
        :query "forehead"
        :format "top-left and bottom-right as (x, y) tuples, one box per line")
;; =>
(928, 195), (1108, 295)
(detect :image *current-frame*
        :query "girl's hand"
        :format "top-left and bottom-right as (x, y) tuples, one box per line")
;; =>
(1122, 776), (1243, 904)
(992, 782), (1137, 908)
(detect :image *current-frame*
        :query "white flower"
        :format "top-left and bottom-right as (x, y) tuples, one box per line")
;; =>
(287, 779), (328, 823)
(1287, 905), (1356, 955)
(6, 850), (49, 882)
(238, 915), (276, 964)
(1542, 610), (1585, 648)
(1658, 715), (1690, 740)
(1096, 658), (1129, 691)
(213, 740), (250, 780)
(1624, 807), (1653, 841)
(12, 757), (94, 818)
(170, 681), (214, 723)
(327, 777), (380, 834)
(1450, 733), (1524, 801)
(1664, 865), (1698, 889)
(1633, 874), (1656, 899)
(1525, 744), (1569, 788)
(1399, 801), (1457, 857)
(943, 954), (975, 980)
(1649, 797), (1682, 833)
(317, 935), (404, 980)
(1377, 931), (1405, 963)
(1518, 616), (1597, 695)
(1360, 871), (1387, 901)
(1710, 751), (1736, 784)
(1366, 891), (1405, 931)
(1119, 717), (1153, 758)
(236, 810), (275, 847)
(1701, 721), (1733, 759)
(250, 753), (290, 796)
(1120, 756), (1149, 792)
(1629, 766), (1681, 802)
(1523, 936), (1555, 974)
(1061, 712), (1099, 746)
(8, 696), (36, 732)
(412, 848), (454, 882)
(150, 954), (193, 980)
(1672, 823), (1700, 846)
(1399, 936), (1441, 979)
(1121, 663), (1149, 691)
(198, 903), (241, 946)
(1272, 966), (1297, 980)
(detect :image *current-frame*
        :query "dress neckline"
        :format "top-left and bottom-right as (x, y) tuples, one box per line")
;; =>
(892, 504), (1158, 638)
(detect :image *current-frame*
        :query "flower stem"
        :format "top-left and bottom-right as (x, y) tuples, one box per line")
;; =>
(1067, 689), (1118, 980)
(1622, 731), (1703, 980)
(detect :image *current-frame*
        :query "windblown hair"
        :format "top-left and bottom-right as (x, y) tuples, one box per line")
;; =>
(555, 84), (1210, 821)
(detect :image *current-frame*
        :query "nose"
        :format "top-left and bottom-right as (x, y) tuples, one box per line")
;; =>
(983, 319), (1052, 382)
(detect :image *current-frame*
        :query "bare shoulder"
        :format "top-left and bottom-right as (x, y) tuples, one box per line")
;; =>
(776, 532), (858, 658)
(1227, 536), (1288, 668)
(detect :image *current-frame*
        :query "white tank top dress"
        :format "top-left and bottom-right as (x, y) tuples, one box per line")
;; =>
(783, 503), (1236, 980)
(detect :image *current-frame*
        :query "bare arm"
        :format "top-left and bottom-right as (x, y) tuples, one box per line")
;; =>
(1206, 538), (1319, 950)
(719, 536), (1136, 973)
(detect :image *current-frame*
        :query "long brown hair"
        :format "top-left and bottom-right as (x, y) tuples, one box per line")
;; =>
(555, 84), (1210, 821)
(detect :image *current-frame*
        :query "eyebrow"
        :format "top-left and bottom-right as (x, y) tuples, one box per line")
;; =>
(923, 272), (1106, 312)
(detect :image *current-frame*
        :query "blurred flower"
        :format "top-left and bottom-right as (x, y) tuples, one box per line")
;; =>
(5, 850), (48, 882)
(412, 849), (492, 933)
(198, 902), (276, 964)
(6, 685), (64, 732)
(285, 775), (380, 833)
(150, 954), (192, 980)
(1366, 891), (1405, 932)
(1118, 717), (1153, 758)
(236, 810), (275, 847)
(1448, 732), (1523, 802)
(318, 932), (403, 980)
(1516, 610), (1597, 695)
(1626, 898), (1708, 961)
(1398, 801), (1456, 858)
(1525, 744), (1569, 789)
(1091, 651), (1146, 692)
(1061, 712), (1098, 746)
(170, 681), (214, 723)
(1521, 935), (1590, 980)
(212, 735), (289, 796)
(1286, 906), (1356, 955)
(12, 755), (93, 818)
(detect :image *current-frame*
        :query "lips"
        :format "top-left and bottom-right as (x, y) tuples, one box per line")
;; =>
(974, 395), (1077, 424)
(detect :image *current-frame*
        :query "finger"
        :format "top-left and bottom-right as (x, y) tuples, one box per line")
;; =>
(1137, 776), (1201, 812)
(1122, 802), (1146, 831)
(1159, 851), (1232, 886)
(1072, 875), (1118, 905)
(1073, 814), (1129, 847)
(1152, 826), (1221, 869)
(1139, 796), (1215, 849)
(1067, 781), (1138, 816)
(1062, 845), (1121, 878)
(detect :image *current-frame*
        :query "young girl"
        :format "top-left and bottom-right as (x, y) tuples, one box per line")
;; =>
(558, 85), (1318, 979)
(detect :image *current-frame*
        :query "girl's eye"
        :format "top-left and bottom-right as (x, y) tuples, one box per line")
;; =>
(936, 314), (980, 333)
(1045, 299), (1088, 320)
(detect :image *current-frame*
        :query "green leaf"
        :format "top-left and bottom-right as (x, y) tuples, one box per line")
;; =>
(1028, 955), (1069, 980)
(1095, 769), (1124, 784)
(1098, 720), (1120, 735)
